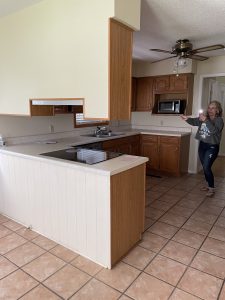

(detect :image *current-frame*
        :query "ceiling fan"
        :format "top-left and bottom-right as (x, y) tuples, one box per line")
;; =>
(150, 39), (225, 63)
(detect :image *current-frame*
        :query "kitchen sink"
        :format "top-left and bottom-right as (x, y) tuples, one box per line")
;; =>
(81, 132), (125, 138)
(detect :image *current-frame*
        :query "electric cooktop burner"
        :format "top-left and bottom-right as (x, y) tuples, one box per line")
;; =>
(40, 148), (122, 165)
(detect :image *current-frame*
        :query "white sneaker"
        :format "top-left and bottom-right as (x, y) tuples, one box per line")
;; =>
(206, 188), (215, 197)
(200, 186), (209, 191)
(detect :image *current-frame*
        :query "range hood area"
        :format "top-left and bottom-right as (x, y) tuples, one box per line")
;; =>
(31, 99), (84, 106)
(30, 98), (84, 116)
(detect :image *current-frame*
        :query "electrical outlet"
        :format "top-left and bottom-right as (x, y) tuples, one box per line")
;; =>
(49, 125), (54, 133)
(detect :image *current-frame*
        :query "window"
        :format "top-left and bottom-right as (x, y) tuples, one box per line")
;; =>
(73, 106), (108, 128)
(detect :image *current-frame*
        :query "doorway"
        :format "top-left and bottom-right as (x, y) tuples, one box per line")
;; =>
(201, 76), (225, 156)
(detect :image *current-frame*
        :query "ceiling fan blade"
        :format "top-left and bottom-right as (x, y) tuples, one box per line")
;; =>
(150, 49), (172, 54)
(192, 44), (224, 53)
(151, 56), (177, 63)
(188, 54), (208, 61)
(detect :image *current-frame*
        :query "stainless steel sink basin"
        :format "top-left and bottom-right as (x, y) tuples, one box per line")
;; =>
(81, 132), (125, 138)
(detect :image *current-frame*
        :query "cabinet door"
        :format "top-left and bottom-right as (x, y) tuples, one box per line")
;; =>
(131, 77), (137, 111)
(170, 74), (188, 91)
(109, 19), (133, 120)
(154, 76), (170, 92)
(136, 77), (154, 111)
(140, 135), (159, 170)
(159, 137), (180, 174)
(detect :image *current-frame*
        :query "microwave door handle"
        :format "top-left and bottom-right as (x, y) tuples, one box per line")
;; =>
(172, 102), (175, 112)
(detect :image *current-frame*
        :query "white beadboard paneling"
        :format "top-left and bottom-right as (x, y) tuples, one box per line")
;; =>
(0, 152), (111, 267)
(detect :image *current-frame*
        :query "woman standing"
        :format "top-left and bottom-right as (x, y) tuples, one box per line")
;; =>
(181, 101), (224, 197)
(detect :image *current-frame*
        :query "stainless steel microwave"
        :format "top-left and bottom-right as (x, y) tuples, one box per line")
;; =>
(158, 99), (186, 114)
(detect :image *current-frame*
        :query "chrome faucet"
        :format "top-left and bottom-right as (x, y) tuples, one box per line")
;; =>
(94, 126), (108, 136)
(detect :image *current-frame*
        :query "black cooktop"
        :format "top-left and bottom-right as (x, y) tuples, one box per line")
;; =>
(40, 148), (122, 165)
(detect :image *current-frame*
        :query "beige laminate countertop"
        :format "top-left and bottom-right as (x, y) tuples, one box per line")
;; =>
(0, 129), (190, 175)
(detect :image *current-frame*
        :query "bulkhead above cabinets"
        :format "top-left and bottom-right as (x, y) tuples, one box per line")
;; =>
(30, 98), (84, 116)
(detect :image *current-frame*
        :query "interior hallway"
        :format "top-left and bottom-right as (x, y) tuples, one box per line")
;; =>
(0, 170), (225, 299)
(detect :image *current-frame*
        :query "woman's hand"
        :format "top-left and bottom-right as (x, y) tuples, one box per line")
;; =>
(199, 113), (207, 122)
(181, 115), (188, 121)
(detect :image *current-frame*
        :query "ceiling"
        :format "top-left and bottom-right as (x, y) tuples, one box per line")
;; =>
(1, 0), (225, 63)
(133, 0), (225, 62)
(0, 0), (42, 17)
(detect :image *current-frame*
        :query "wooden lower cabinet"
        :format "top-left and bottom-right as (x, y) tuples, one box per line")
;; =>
(102, 134), (140, 155)
(141, 134), (190, 176)
(111, 164), (145, 265)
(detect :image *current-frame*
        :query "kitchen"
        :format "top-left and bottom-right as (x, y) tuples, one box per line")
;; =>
(0, 0), (225, 299)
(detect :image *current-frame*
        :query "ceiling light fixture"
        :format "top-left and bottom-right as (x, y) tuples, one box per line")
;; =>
(173, 56), (188, 76)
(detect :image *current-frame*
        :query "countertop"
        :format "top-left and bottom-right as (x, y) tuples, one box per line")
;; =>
(0, 129), (190, 175)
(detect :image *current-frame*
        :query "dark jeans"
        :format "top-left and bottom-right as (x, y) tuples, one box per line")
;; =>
(198, 141), (219, 188)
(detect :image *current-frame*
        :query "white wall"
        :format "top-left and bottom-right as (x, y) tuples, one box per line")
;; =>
(114, 0), (141, 30)
(0, 0), (140, 119)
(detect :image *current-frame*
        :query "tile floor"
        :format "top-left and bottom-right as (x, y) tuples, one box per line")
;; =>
(0, 173), (225, 299)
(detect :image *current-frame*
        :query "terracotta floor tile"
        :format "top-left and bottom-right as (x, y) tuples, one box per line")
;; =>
(3, 220), (24, 231)
(70, 278), (121, 300)
(203, 198), (225, 208)
(43, 264), (90, 299)
(151, 185), (171, 193)
(159, 212), (187, 227)
(147, 221), (179, 239)
(5, 241), (45, 267)
(16, 227), (39, 240)
(0, 215), (10, 224)
(169, 205), (194, 218)
(150, 200), (174, 211)
(20, 284), (61, 300)
(32, 235), (58, 250)
(145, 206), (165, 220)
(139, 231), (168, 253)
(146, 190), (162, 201)
(219, 284), (225, 300)
(197, 203), (223, 216)
(144, 217), (155, 230)
(118, 296), (132, 300)
(50, 244), (79, 263)
(0, 232), (27, 255)
(95, 262), (140, 293)
(71, 255), (103, 276)
(0, 224), (12, 238)
(0, 269), (38, 299)
(170, 288), (204, 299)
(191, 251), (225, 279)
(182, 219), (212, 235)
(221, 209), (225, 217)
(190, 210), (218, 225)
(145, 254), (186, 286)
(122, 245), (155, 270)
(209, 226), (225, 242)
(216, 217), (225, 228)
(126, 272), (174, 300)
(172, 229), (205, 249)
(160, 240), (197, 265)
(0, 256), (18, 279)
(201, 237), (225, 258)
(178, 267), (223, 300)
(22, 252), (66, 281)
(167, 189), (188, 197)
(158, 194), (180, 204)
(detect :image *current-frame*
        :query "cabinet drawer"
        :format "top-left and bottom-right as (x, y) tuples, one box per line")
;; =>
(159, 136), (180, 145)
(141, 134), (158, 143)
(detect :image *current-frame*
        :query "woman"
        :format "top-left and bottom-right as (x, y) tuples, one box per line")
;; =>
(181, 100), (224, 197)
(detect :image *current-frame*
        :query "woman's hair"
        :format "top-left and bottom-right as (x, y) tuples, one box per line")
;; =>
(207, 100), (223, 117)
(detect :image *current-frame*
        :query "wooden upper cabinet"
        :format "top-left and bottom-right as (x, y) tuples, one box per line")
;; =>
(154, 76), (170, 92)
(170, 74), (188, 91)
(109, 19), (133, 120)
(135, 77), (154, 111)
